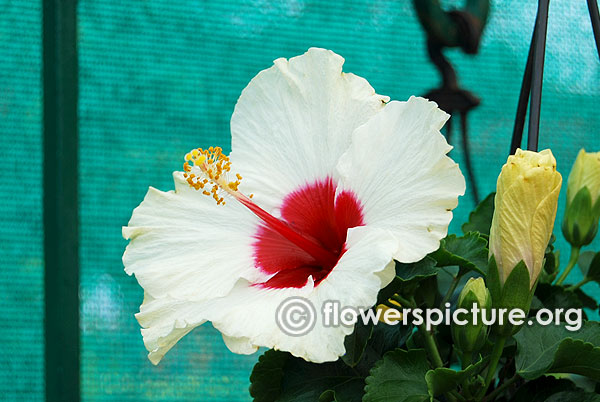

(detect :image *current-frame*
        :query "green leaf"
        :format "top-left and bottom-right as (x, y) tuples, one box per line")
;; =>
(579, 251), (600, 283)
(377, 258), (439, 305)
(395, 257), (439, 282)
(529, 295), (545, 311)
(366, 322), (413, 358)
(317, 380), (365, 402)
(549, 338), (600, 379)
(573, 288), (599, 310)
(364, 349), (431, 402)
(414, 276), (439, 308)
(358, 322), (414, 374)
(512, 376), (600, 402)
(249, 350), (364, 402)
(355, 322), (414, 380)
(534, 283), (597, 311)
(544, 250), (559, 275)
(577, 251), (596, 275)
(342, 320), (373, 367)
(511, 376), (577, 402)
(250, 349), (287, 402)
(546, 391), (600, 402)
(514, 321), (600, 380)
(462, 192), (495, 236)
(540, 250), (560, 284)
(429, 233), (488, 275)
(425, 356), (488, 397)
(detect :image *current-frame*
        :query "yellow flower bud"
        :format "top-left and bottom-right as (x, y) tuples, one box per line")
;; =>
(566, 149), (600, 206)
(489, 149), (562, 288)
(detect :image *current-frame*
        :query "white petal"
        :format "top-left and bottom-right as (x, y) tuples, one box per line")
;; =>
(135, 292), (205, 365)
(375, 260), (397, 289)
(337, 97), (466, 262)
(230, 48), (389, 209)
(123, 172), (266, 302)
(201, 227), (397, 363)
(135, 227), (396, 364)
(221, 334), (259, 355)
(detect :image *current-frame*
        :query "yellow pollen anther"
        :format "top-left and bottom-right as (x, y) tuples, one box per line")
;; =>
(183, 146), (244, 205)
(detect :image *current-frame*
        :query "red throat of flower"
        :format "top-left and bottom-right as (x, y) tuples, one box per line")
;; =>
(183, 147), (365, 289)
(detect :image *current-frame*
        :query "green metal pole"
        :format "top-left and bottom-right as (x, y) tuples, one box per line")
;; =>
(43, 0), (79, 401)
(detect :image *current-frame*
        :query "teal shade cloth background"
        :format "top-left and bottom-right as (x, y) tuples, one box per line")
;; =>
(0, 1), (44, 401)
(2, 0), (600, 400)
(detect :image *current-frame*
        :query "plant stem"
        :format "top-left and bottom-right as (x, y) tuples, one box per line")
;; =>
(448, 390), (465, 402)
(475, 336), (506, 401)
(410, 294), (459, 402)
(410, 294), (444, 369)
(459, 352), (475, 400)
(441, 272), (463, 306)
(460, 351), (473, 370)
(419, 324), (445, 368)
(420, 328), (460, 402)
(566, 277), (591, 292)
(483, 374), (520, 402)
(555, 246), (581, 285)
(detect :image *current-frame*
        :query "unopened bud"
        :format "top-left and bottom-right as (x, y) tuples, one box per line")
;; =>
(452, 278), (491, 354)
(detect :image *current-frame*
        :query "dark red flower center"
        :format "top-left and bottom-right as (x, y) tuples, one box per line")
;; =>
(248, 178), (365, 289)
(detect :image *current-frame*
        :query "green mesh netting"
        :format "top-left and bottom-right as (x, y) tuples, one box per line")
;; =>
(0, 1), (43, 401)
(1, 0), (600, 400)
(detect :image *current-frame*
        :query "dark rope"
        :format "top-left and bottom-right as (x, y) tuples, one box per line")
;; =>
(527, 0), (550, 152)
(510, 24), (536, 155)
(509, 0), (550, 154)
(588, 0), (600, 60)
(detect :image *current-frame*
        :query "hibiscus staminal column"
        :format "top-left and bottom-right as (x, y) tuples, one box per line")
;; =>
(182, 146), (240, 205)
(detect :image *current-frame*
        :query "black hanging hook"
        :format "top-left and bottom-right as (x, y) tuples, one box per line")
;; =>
(511, 0), (599, 155)
(509, 0), (549, 155)
(589, 0), (600, 60)
(413, 0), (490, 205)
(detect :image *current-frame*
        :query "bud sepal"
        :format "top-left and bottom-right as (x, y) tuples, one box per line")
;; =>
(562, 186), (600, 247)
(486, 256), (534, 337)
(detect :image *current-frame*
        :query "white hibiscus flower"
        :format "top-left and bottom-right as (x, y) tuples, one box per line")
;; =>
(123, 48), (466, 365)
